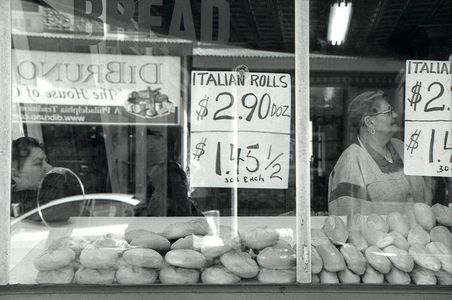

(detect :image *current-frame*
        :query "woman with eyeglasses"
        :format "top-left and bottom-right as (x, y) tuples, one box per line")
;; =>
(328, 90), (435, 216)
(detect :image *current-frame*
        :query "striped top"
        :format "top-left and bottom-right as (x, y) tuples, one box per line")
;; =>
(328, 138), (434, 216)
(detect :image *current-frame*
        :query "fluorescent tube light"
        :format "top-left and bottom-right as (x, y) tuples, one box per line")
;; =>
(327, 2), (353, 45)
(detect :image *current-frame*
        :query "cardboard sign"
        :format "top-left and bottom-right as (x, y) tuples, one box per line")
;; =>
(189, 71), (291, 188)
(12, 50), (181, 125)
(404, 60), (451, 177)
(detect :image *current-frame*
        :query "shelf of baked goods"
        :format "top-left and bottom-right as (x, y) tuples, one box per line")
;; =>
(10, 216), (302, 284)
(9, 202), (452, 286)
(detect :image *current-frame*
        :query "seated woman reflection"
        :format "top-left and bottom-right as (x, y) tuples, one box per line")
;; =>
(11, 137), (82, 222)
(328, 90), (434, 216)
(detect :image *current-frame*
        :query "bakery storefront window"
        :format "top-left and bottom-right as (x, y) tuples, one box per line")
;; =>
(9, 0), (298, 285)
(310, 1), (451, 285)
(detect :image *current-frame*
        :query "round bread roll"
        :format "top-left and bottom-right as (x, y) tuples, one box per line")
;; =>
(159, 266), (200, 284)
(36, 266), (75, 284)
(162, 219), (209, 240)
(240, 226), (279, 250)
(125, 228), (153, 243)
(75, 267), (116, 284)
(170, 235), (201, 250)
(201, 266), (241, 284)
(165, 249), (207, 269)
(48, 237), (90, 256)
(116, 265), (158, 284)
(123, 248), (163, 268)
(220, 250), (259, 278)
(256, 245), (296, 269)
(257, 268), (296, 284)
(34, 247), (76, 271)
(80, 244), (120, 269)
(130, 232), (170, 251)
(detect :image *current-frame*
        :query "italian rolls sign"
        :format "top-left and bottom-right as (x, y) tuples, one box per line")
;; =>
(404, 60), (451, 177)
(12, 50), (181, 125)
(189, 71), (292, 189)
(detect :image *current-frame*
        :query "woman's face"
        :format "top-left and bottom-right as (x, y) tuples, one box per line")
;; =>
(370, 98), (399, 135)
(14, 147), (53, 191)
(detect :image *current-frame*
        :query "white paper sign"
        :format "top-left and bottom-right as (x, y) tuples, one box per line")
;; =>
(190, 71), (291, 188)
(12, 50), (181, 125)
(404, 60), (452, 177)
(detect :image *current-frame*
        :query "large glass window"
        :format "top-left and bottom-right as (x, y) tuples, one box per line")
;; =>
(9, 0), (298, 285)
(310, 0), (451, 285)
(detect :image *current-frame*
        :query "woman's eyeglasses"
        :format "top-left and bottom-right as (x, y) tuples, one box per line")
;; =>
(369, 106), (393, 117)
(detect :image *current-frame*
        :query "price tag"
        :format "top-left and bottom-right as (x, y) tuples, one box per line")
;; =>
(404, 60), (452, 177)
(190, 71), (291, 188)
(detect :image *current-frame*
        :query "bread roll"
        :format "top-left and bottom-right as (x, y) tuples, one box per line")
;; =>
(311, 246), (323, 275)
(411, 266), (437, 285)
(316, 240), (345, 272)
(435, 269), (452, 285)
(159, 266), (200, 284)
(311, 228), (330, 247)
(257, 268), (296, 284)
(322, 215), (349, 245)
(256, 245), (296, 270)
(408, 244), (441, 272)
(340, 243), (366, 275)
(34, 247), (76, 271)
(165, 249), (207, 269)
(122, 248), (163, 268)
(431, 203), (452, 226)
(200, 236), (234, 258)
(162, 219), (209, 240)
(364, 246), (392, 274)
(116, 265), (158, 284)
(383, 245), (414, 273)
(362, 265), (384, 284)
(80, 244), (120, 269)
(338, 267), (360, 283)
(36, 266), (74, 284)
(125, 228), (153, 243)
(387, 212), (410, 237)
(319, 270), (339, 283)
(75, 267), (116, 284)
(385, 267), (411, 285)
(170, 235), (200, 250)
(240, 226), (279, 250)
(130, 232), (171, 251)
(220, 250), (259, 278)
(201, 266), (240, 284)
(430, 226), (452, 248)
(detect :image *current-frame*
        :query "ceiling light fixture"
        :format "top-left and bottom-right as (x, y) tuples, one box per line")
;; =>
(327, 1), (353, 46)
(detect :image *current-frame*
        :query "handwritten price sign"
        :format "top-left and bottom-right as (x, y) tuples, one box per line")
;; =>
(404, 60), (452, 177)
(189, 71), (291, 188)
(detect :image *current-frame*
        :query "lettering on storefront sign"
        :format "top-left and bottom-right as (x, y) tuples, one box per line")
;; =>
(404, 60), (452, 177)
(74, 0), (230, 43)
(15, 60), (163, 85)
(189, 71), (292, 189)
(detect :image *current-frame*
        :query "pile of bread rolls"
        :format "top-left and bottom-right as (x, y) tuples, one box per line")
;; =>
(312, 203), (452, 285)
(34, 218), (296, 284)
(34, 202), (450, 285)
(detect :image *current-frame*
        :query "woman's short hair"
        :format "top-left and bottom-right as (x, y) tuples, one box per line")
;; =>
(348, 90), (387, 132)
(12, 137), (43, 170)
